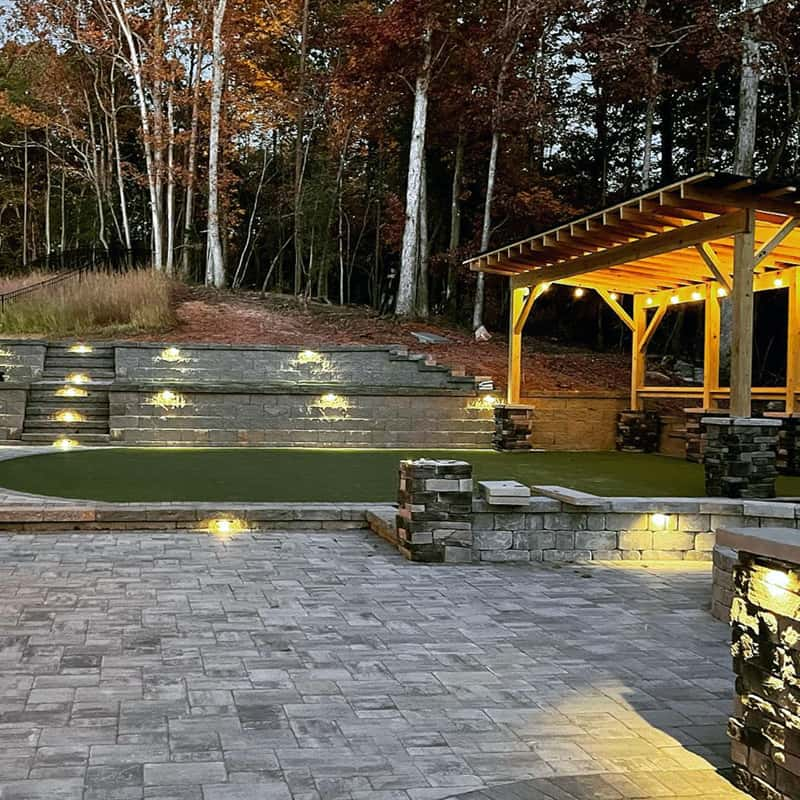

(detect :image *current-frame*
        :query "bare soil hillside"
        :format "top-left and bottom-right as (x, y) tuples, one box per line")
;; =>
(130, 286), (629, 394)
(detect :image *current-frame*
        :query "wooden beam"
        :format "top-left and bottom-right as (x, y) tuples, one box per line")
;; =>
(631, 296), (647, 411)
(788, 269), (800, 414)
(596, 290), (634, 331)
(640, 303), (669, 353)
(513, 283), (547, 335)
(695, 243), (732, 292)
(730, 209), (756, 418)
(511, 211), (748, 290)
(683, 185), (800, 219)
(755, 217), (800, 267)
(704, 282), (721, 409)
(508, 285), (526, 403)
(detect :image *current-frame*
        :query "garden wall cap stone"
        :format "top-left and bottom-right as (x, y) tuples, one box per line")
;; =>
(478, 480), (531, 498)
(717, 526), (800, 565)
(402, 458), (471, 467)
(741, 500), (797, 519)
(702, 416), (782, 427)
(532, 485), (611, 510)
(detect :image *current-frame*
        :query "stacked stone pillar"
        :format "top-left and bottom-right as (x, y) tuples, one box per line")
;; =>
(729, 549), (800, 800)
(703, 417), (781, 498)
(492, 405), (533, 452)
(685, 408), (729, 463)
(396, 459), (473, 563)
(765, 413), (800, 476)
(616, 410), (660, 453)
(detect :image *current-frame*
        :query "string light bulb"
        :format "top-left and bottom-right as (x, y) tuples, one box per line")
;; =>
(717, 287), (728, 298)
(670, 295), (680, 305)
(691, 291), (702, 301)
(774, 277), (784, 288)
(609, 292), (619, 301)
(573, 288), (585, 298)
(646, 297), (654, 306)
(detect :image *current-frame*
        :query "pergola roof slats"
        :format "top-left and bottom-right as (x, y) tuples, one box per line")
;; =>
(465, 172), (800, 296)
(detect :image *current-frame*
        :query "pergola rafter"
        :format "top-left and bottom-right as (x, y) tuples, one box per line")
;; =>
(464, 172), (800, 417)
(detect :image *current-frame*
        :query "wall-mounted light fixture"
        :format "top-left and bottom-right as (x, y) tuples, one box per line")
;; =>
(66, 372), (90, 385)
(157, 346), (190, 363)
(148, 389), (187, 411)
(68, 344), (93, 354)
(55, 386), (88, 398)
(205, 517), (249, 538)
(53, 410), (85, 423)
(52, 437), (79, 450)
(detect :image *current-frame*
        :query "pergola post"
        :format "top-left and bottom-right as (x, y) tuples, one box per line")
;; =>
(730, 209), (756, 418)
(507, 284), (526, 403)
(787, 268), (800, 414)
(703, 283), (721, 409)
(630, 295), (647, 411)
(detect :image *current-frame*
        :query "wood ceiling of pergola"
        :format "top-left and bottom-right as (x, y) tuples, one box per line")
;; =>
(465, 172), (800, 295)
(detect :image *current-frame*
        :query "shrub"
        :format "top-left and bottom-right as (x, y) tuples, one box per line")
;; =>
(0, 270), (175, 336)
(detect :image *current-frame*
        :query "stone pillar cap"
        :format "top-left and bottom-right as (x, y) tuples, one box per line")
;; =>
(702, 416), (782, 427)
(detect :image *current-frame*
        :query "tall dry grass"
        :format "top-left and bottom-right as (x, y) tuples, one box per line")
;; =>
(0, 270), (175, 336)
(0, 271), (50, 294)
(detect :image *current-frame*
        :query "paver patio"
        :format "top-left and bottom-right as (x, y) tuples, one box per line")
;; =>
(0, 529), (746, 800)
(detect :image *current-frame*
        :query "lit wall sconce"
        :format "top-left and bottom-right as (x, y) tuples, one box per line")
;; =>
(205, 517), (249, 538)
(651, 512), (671, 530)
(468, 394), (501, 411)
(69, 344), (93, 354)
(53, 410), (86, 423)
(317, 392), (350, 411)
(66, 372), (90, 385)
(296, 349), (323, 365)
(157, 346), (190, 363)
(52, 437), (79, 450)
(147, 389), (187, 411)
(55, 386), (88, 398)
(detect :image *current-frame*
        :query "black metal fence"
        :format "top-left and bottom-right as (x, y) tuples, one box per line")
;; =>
(0, 243), (151, 313)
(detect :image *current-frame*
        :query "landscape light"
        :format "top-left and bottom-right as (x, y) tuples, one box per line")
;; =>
(764, 568), (791, 599)
(317, 392), (350, 412)
(159, 346), (185, 363)
(296, 349), (322, 364)
(206, 517), (248, 537)
(53, 410), (85, 423)
(55, 386), (88, 398)
(573, 288), (585, 298)
(651, 513), (670, 528)
(68, 344), (93, 354)
(483, 394), (499, 406)
(148, 389), (186, 410)
(66, 372), (90, 384)
(52, 437), (79, 450)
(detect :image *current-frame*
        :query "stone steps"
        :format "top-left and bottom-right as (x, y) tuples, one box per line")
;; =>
(20, 431), (111, 444)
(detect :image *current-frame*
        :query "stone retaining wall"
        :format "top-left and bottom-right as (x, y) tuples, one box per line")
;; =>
(0, 388), (26, 440)
(0, 343), (46, 383)
(114, 343), (474, 389)
(109, 387), (493, 447)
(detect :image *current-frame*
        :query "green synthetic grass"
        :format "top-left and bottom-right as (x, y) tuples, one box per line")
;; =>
(6, 446), (798, 503)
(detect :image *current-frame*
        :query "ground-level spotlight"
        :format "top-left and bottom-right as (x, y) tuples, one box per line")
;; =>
(53, 410), (85, 423)
(206, 517), (249, 538)
(55, 386), (89, 399)
(52, 437), (79, 451)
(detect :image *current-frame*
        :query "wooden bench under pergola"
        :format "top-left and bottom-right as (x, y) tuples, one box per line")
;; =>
(464, 172), (800, 419)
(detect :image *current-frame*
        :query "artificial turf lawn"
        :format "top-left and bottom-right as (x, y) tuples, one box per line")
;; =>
(6, 446), (800, 503)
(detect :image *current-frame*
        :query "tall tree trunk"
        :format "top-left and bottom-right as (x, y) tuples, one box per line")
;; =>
(110, 75), (132, 252)
(182, 39), (203, 279)
(293, 0), (310, 295)
(473, 128), (499, 331)
(60, 165), (66, 254)
(734, 0), (761, 175)
(416, 156), (429, 317)
(396, 27), (432, 317)
(22, 126), (28, 267)
(659, 92), (674, 182)
(641, 56), (658, 186)
(165, 85), (176, 276)
(446, 134), (463, 311)
(205, 0), (227, 288)
(45, 127), (51, 258)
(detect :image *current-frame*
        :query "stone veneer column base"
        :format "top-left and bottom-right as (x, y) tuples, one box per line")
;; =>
(703, 417), (781, 498)
(492, 405), (533, 452)
(765, 412), (800, 476)
(684, 408), (729, 463)
(616, 410), (660, 453)
(396, 459), (473, 563)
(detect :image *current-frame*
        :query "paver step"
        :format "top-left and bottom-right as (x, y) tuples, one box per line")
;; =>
(28, 387), (110, 401)
(41, 369), (116, 380)
(25, 400), (109, 412)
(20, 431), (111, 444)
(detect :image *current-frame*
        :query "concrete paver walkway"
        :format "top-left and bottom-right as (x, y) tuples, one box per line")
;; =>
(0, 529), (745, 799)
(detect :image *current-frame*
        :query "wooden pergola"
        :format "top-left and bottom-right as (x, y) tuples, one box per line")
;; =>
(464, 172), (800, 418)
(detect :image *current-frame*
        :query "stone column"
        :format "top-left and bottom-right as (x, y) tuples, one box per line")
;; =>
(728, 548), (800, 800)
(684, 408), (729, 463)
(765, 412), (800, 476)
(703, 417), (781, 498)
(492, 405), (533, 452)
(616, 410), (660, 453)
(396, 459), (473, 563)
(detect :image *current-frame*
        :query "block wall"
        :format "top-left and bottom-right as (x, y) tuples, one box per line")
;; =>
(109, 389), (494, 448)
(0, 388), (26, 440)
(0, 343), (46, 383)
